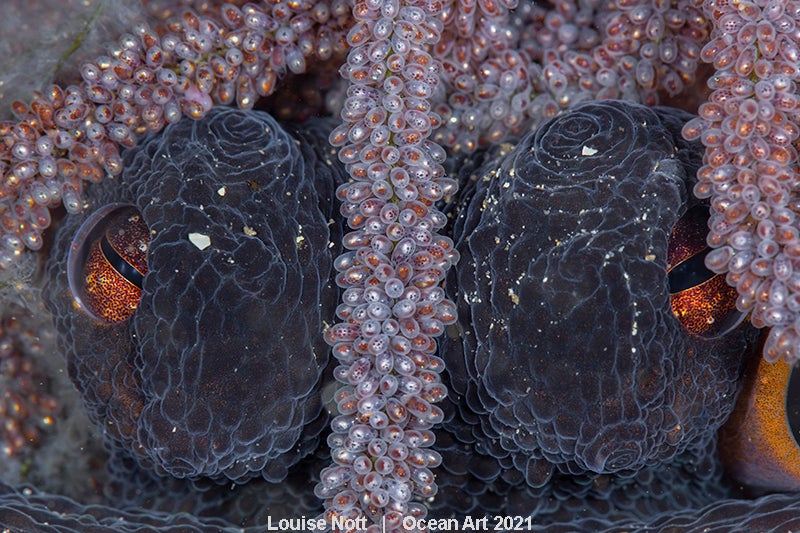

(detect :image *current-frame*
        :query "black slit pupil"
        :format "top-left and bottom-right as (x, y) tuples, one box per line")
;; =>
(668, 250), (715, 294)
(101, 235), (144, 289)
(787, 364), (800, 448)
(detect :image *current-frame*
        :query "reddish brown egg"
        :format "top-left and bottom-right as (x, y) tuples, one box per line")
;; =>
(667, 205), (745, 338)
(67, 204), (150, 324)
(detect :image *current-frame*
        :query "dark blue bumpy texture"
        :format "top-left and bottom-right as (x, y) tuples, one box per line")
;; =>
(440, 101), (760, 489)
(7, 102), (796, 531)
(44, 107), (343, 483)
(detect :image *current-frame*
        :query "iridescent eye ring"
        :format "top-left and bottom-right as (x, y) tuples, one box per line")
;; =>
(67, 203), (150, 324)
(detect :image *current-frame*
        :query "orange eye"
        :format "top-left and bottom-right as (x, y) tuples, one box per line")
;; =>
(67, 204), (150, 324)
(667, 205), (746, 338)
(719, 339), (800, 492)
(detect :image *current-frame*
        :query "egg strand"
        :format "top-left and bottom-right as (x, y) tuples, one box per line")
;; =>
(315, 0), (461, 528)
(682, 0), (800, 363)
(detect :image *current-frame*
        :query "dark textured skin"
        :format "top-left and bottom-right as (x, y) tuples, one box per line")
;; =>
(428, 102), (800, 528)
(44, 107), (343, 483)
(441, 100), (760, 488)
(5, 102), (799, 531)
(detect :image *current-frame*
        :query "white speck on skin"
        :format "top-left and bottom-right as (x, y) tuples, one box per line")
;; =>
(243, 226), (257, 236)
(189, 233), (211, 250)
(508, 288), (520, 305)
(217, 186), (227, 196)
(582, 146), (598, 156)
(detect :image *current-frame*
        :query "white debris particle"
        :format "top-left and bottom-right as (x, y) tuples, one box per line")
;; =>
(582, 146), (598, 156)
(189, 233), (212, 250)
(217, 186), (227, 196)
(508, 288), (520, 305)
(243, 226), (257, 236)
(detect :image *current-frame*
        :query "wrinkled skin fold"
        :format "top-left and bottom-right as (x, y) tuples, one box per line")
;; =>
(44, 107), (343, 483)
(3, 102), (798, 531)
(441, 101), (757, 483)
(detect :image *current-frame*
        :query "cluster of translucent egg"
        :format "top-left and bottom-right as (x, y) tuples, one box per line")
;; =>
(0, 0), (722, 273)
(424, 0), (524, 152)
(414, 0), (709, 154)
(517, 0), (709, 108)
(315, 0), (460, 527)
(0, 312), (57, 458)
(681, 0), (800, 363)
(0, 0), (353, 270)
(423, 0), (710, 154)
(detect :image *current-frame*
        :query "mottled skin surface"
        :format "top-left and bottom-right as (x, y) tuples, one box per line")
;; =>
(3, 102), (800, 531)
(44, 107), (343, 483)
(442, 101), (759, 485)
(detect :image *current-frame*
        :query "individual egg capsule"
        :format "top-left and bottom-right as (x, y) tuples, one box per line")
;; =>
(667, 204), (747, 338)
(67, 203), (149, 324)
